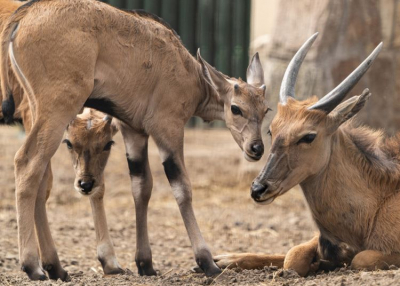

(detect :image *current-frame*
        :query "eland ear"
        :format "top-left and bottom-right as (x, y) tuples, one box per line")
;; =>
(197, 49), (230, 97)
(327, 88), (371, 132)
(247, 53), (264, 87)
(66, 118), (76, 130)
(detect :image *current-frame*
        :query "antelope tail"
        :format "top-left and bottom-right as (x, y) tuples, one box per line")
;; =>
(1, 3), (32, 124)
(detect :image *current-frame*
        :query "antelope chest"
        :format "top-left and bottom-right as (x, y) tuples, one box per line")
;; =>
(304, 191), (370, 250)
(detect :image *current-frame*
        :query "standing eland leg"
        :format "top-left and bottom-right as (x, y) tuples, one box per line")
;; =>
(153, 125), (221, 277)
(34, 162), (69, 280)
(4, 11), (97, 278)
(14, 114), (81, 280)
(120, 126), (156, 275)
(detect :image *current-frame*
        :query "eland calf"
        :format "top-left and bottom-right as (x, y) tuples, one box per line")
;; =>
(0, 0), (123, 277)
(213, 34), (396, 277)
(63, 108), (123, 275)
(1, 0), (270, 280)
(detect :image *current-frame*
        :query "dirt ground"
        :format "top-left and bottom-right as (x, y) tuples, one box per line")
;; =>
(1, 126), (400, 285)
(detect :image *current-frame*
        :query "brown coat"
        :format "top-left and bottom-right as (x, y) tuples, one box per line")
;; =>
(0, 0), (269, 280)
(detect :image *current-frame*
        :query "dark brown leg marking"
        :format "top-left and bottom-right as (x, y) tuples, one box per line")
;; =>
(162, 156), (181, 182)
(162, 156), (221, 277)
(127, 147), (156, 276)
(127, 156), (146, 177)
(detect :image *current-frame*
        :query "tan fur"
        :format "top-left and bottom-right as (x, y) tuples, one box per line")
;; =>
(214, 253), (285, 270)
(64, 108), (123, 275)
(0, 0), (24, 121)
(0, 1), (66, 281)
(217, 89), (400, 276)
(0, 0), (269, 280)
(65, 108), (118, 195)
(0, 1), (124, 278)
(268, 94), (400, 255)
(283, 236), (320, 276)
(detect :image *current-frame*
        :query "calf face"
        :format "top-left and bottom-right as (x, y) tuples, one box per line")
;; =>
(197, 51), (270, 162)
(63, 109), (118, 195)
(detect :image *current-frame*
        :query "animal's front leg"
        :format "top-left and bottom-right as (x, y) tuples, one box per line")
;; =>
(121, 128), (156, 276)
(89, 182), (123, 275)
(213, 253), (285, 270)
(155, 130), (221, 277)
(284, 236), (320, 277)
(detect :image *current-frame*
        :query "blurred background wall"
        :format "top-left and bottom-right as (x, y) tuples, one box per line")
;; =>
(252, 0), (400, 134)
(102, 0), (399, 133)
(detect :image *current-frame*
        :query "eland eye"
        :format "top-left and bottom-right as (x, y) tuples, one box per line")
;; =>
(62, 139), (73, 150)
(267, 129), (272, 137)
(103, 141), (115, 151)
(297, 134), (316, 145)
(231, 105), (242, 116)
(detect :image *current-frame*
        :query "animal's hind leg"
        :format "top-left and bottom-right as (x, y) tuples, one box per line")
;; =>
(351, 250), (400, 271)
(16, 98), (64, 280)
(9, 25), (97, 280)
(120, 126), (156, 276)
(10, 103), (48, 281)
(152, 125), (221, 277)
(13, 82), (93, 281)
(34, 162), (69, 280)
(15, 114), (77, 281)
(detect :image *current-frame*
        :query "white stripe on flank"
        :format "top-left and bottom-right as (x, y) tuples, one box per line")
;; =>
(9, 40), (34, 97)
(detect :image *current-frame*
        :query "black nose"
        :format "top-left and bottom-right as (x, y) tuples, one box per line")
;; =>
(251, 142), (264, 157)
(251, 182), (267, 200)
(79, 180), (94, 194)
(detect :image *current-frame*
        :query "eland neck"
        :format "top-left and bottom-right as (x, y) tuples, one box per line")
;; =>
(194, 79), (225, 122)
(299, 125), (400, 250)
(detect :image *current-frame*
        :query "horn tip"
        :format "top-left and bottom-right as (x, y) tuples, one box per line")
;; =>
(368, 42), (383, 61)
(310, 32), (319, 42)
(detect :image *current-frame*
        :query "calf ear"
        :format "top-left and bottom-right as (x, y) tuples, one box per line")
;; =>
(247, 53), (264, 87)
(197, 49), (230, 100)
(327, 88), (371, 132)
(66, 119), (75, 130)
